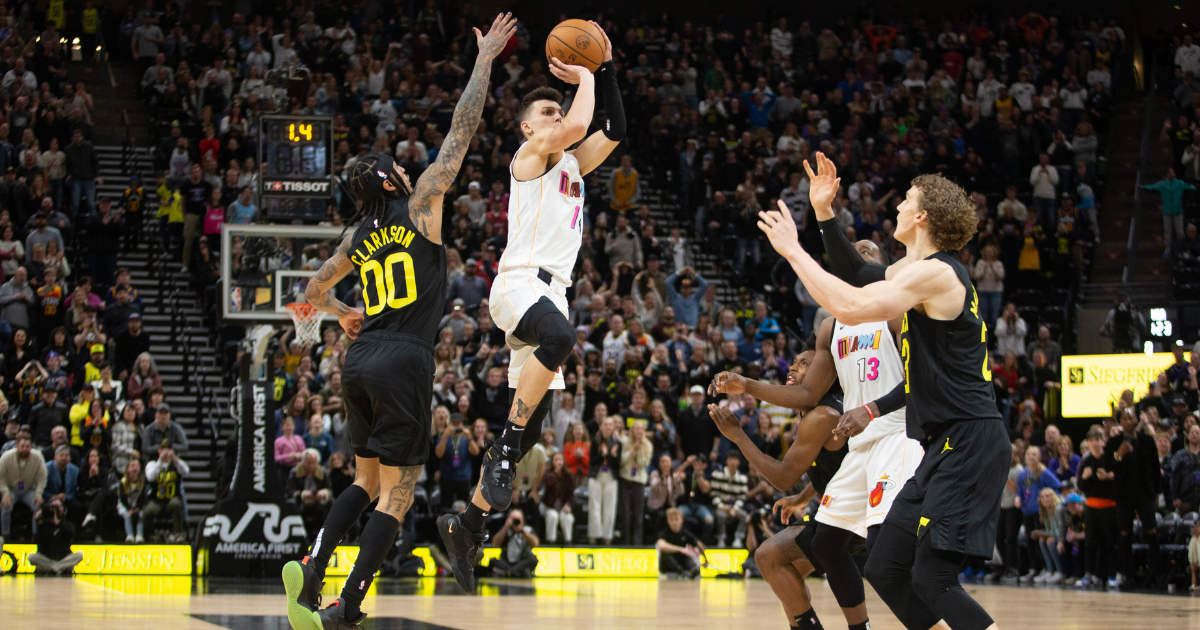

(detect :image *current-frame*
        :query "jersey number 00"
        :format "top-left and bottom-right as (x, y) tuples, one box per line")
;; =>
(360, 252), (418, 315)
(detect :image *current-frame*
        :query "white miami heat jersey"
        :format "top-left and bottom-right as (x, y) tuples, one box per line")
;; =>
(831, 319), (907, 450)
(499, 144), (585, 284)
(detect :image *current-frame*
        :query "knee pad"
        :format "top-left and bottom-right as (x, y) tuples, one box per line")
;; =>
(531, 309), (575, 371)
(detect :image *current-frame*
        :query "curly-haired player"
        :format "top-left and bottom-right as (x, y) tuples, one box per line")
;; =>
(758, 152), (1009, 630)
(280, 14), (517, 630)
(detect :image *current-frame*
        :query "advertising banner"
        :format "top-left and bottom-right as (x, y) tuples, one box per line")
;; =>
(1060, 352), (1184, 417)
(200, 381), (307, 575)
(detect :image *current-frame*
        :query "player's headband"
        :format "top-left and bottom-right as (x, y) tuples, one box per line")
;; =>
(352, 153), (409, 202)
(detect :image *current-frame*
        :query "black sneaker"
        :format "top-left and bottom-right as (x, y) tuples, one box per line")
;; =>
(437, 513), (487, 592)
(315, 598), (367, 630)
(283, 556), (324, 630)
(479, 443), (520, 511)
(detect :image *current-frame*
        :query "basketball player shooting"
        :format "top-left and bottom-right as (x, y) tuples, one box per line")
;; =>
(279, 13), (517, 630)
(757, 153), (1009, 630)
(437, 21), (625, 592)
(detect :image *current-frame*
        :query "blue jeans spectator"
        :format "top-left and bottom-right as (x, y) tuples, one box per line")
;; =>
(978, 291), (1003, 330)
(1, 489), (39, 535)
(71, 179), (97, 217)
(1039, 538), (1065, 575)
(678, 503), (714, 543)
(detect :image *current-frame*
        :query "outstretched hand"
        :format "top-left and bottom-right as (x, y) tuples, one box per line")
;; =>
(594, 21), (613, 62)
(758, 201), (803, 258)
(803, 151), (841, 220)
(475, 12), (518, 61)
(707, 404), (742, 441)
(549, 57), (590, 84)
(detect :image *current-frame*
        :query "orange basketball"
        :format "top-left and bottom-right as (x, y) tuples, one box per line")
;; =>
(545, 19), (606, 73)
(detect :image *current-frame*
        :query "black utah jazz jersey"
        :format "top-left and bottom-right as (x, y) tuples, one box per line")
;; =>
(899, 251), (1001, 442)
(346, 197), (446, 343)
(806, 391), (846, 496)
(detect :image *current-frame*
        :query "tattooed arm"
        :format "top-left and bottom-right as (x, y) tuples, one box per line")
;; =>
(407, 13), (517, 244)
(304, 233), (365, 338)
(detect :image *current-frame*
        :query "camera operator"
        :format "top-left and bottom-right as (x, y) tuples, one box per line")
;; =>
(491, 508), (539, 578)
(1099, 294), (1145, 354)
(435, 413), (475, 506)
(144, 441), (189, 543)
(28, 495), (84, 575)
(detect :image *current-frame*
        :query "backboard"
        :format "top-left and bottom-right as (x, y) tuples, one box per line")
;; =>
(220, 223), (346, 322)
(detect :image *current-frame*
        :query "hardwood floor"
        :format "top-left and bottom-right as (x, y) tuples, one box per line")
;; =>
(1, 575), (1198, 629)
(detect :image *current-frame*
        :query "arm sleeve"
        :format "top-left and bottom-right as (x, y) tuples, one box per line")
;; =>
(818, 218), (887, 286)
(598, 61), (626, 141)
(873, 380), (907, 416)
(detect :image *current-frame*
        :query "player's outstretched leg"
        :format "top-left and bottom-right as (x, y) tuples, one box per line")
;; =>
(313, 464), (418, 630)
(440, 392), (552, 592)
(478, 302), (574, 511)
(283, 460), (378, 630)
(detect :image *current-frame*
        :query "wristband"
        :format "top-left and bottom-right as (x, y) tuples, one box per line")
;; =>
(863, 404), (874, 422)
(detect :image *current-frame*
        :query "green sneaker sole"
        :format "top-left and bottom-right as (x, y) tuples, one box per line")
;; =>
(282, 561), (323, 630)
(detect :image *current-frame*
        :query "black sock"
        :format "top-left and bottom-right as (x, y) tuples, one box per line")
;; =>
(309, 484), (371, 580)
(462, 502), (488, 533)
(496, 418), (525, 451)
(795, 608), (823, 629)
(848, 622), (869, 630)
(340, 511), (400, 619)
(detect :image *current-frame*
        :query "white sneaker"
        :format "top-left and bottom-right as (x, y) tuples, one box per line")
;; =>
(125, 535), (135, 543)
(134, 535), (144, 544)
(1034, 570), (1048, 583)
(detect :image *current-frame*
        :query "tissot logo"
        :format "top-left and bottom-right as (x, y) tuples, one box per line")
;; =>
(266, 180), (329, 193)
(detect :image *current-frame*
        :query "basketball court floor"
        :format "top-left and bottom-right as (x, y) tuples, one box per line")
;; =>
(2, 575), (1198, 629)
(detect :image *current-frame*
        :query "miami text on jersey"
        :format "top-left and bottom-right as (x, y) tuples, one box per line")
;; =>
(836, 329), (882, 359)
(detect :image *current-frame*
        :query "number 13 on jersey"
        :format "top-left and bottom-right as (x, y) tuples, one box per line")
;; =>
(360, 252), (417, 315)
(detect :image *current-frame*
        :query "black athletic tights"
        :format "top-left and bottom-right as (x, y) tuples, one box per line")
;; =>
(864, 522), (995, 630)
(809, 522), (878, 609)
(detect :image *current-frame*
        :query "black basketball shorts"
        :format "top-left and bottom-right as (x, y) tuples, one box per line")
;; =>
(793, 515), (867, 574)
(883, 417), (1009, 558)
(341, 331), (435, 467)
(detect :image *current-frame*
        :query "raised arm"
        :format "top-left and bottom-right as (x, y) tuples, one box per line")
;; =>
(304, 233), (364, 338)
(407, 13), (517, 243)
(710, 403), (839, 490)
(524, 53), (597, 158)
(710, 317), (837, 411)
(758, 206), (962, 325)
(566, 26), (624, 175)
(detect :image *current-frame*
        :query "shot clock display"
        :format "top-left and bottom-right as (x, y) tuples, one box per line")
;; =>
(258, 115), (334, 220)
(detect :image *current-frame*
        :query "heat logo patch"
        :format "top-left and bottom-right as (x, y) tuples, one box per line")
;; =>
(868, 474), (896, 508)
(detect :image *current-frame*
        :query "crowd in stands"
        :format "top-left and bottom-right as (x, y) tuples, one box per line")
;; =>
(0, 3), (188, 575)
(0, 0), (1194, 589)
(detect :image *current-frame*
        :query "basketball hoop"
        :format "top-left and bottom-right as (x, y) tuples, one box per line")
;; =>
(286, 302), (326, 346)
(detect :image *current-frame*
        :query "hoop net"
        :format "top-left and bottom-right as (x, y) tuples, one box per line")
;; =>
(285, 303), (326, 345)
